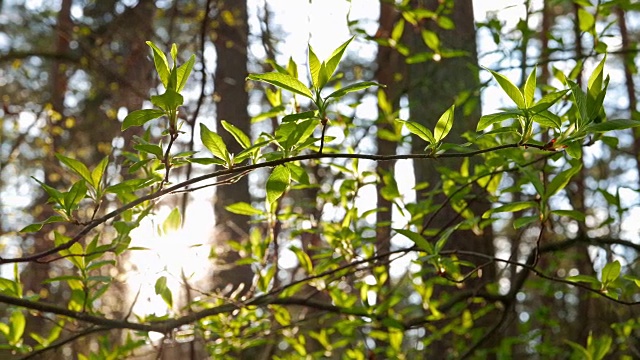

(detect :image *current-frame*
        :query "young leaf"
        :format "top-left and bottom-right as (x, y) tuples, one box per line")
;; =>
(162, 208), (181, 234)
(434, 104), (455, 142)
(221, 120), (251, 149)
(226, 202), (264, 216)
(122, 109), (165, 130)
(287, 57), (298, 78)
(146, 41), (170, 87)
(398, 120), (435, 144)
(19, 215), (66, 233)
(154, 276), (173, 308)
(317, 61), (329, 90)
(546, 161), (582, 198)
(531, 110), (562, 129)
(577, 7), (595, 32)
(325, 36), (354, 80)
(8, 311), (25, 346)
(523, 67), (537, 107)
(394, 228), (434, 254)
(601, 260), (621, 284)
(514, 215), (538, 229)
(176, 54), (196, 92)
(248, 73), (314, 99)
(150, 88), (184, 111)
(587, 119), (640, 132)
(56, 154), (92, 185)
(290, 246), (313, 273)
(64, 180), (88, 213)
(484, 68), (526, 109)
(476, 112), (517, 131)
(308, 45), (322, 90)
(170, 43), (178, 63)
(133, 144), (164, 159)
(482, 201), (537, 219)
(200, 124), (230, 164)
(421, 29), (440, 51)
(529, 90), (568, 113)
(91, 156), (109, 190)
(325, 81), (383, 100)
(266, 165), (291, 205)
(568, 80), (588, 125)
(282, 110), (316, 123)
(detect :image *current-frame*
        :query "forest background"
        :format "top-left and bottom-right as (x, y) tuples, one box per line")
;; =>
(1, 0), (640, 359)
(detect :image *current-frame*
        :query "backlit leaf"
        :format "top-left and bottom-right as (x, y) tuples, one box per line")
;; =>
(248, 72), (313, 99)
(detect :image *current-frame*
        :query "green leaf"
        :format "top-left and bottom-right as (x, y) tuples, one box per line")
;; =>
(531, 110), (562, 129)
(546, 161), (582, 198)
(325, 36), (354, 80)
(287, 57), (298, 78)
(588, 55), (606, 98)
(150, 88), (184, 111)
(394, 228), (434, 254)
(308, 45), (322, 90)
(226, 202), (264, 216)
(266, 165), (291, 205)
(391, 19), (405, 42)
(325, 81), (383, 100)
(434, 104), (455, 142)
(122, 109), (165, 130)
(56, 154), (92, 184)
(276, 119), (317, 151)
(146, 41), (170, 87)
(601, 260), (621, 284)
(170, 43), (178, 63)
(8, 311), (25, 346)
(176, 54), (196, 92)
(524, 67), (537, 107)
(577, 7), (595, 32)
(200, 124), (230, 164)
(482, 201), (537, 219)
(421, 29), (440, 51)
(20, 215), (66, 233)
(162, 208), (181, 234)
(476, 112), (518, 131)
(398, 120), (435, 144)
(513, 216), (538, 229)
(485, 68), (525, 109)
(133, 144), (164, 159)
(568, 80), (588, 125)
(248, 73), (313, 99)
(566, 274), (600, 286)
(64, 180), (87, 212)
(32, 177), (64, 205)
(290, 246), (313, 273)
(282, 110), (317, 123)
(221, 120), (251, 149)
(91, 156), (109, 190)
(529, 90), (568, 113)
(154, 276), (173, 308)
(287, 163), (310, 185)
(317, 61), (329, 90)
(587, 119), (640, 132)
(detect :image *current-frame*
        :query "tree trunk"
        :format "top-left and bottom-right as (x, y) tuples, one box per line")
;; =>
(406, 0), (498, 357)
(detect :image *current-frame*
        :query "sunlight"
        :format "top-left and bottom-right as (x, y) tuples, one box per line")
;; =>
(126, 196), (214, 316)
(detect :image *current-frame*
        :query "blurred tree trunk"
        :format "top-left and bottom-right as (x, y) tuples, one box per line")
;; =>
(20, 1), (73, 356)
(405, 0), (498, 357)
(374, 1), (405, 354)
(211, 0), (253, 302)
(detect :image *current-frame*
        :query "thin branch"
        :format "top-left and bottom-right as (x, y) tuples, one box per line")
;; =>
(19, 326), (109, 360)
(0, 142), (549, 265)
